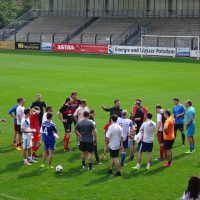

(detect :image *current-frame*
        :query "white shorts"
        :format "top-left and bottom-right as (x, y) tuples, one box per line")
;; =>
(23, 138), (32, 149)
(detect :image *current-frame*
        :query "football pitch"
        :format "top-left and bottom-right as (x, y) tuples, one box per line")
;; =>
(0, 50), (199, 200)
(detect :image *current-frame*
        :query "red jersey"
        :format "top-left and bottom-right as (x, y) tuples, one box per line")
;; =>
(104, 122), (112, 132)
(71, 99), (81, 114)
(132, 105), (148, 121)
(30, 113), (40, 139)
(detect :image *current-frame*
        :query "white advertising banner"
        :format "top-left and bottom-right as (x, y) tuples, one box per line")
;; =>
(190, 50), (200, 58)
(109, 46), (176, 57)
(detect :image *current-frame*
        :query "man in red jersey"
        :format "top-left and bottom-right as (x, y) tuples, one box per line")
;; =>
(30, 106), (41, 160)
(132, 99), (148, 122)
(57, 97), (73, 152)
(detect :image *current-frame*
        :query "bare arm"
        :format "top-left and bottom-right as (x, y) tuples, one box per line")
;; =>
(57, 111), (67, 123)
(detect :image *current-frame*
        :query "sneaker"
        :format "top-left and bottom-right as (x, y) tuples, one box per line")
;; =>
(28, 159), (37, 163)
(97, 161), (102, 165)
(88, 167), (94, 171)
(40, 164), (45, 168)
(185, 150), (193, 154)
(163, 162), (172, 167)
(115, 171), (121, 176)
(82, 165), (86, 169)
(32, 156), (38, 161)
(132, 164), (140, 170)
(127, 157), (134, 162)
(64, 148), (71, 152)
(24, 161), (32, 166)
(47, 166), (54, 169)
(155, 157), (164, 161)
(108, 169), (113, 174)
(146, 164), (151, 170)
(16, 146), (22, 151)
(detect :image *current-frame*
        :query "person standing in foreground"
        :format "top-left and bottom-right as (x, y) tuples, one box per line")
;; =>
(16, 97), (25, 150)
(75, 111), (97, 170)
(57, 97), (73, 152)
(30, 94), (46, 126)
(155, 105), (165, 161)
(182, 176), (200, 200)
(41, 113), (58, 169)
(106, 115), (123, 176)
(163, 110), (175, 167)
(132, 113), (156, 170)
(8, 98), (20, 146)
(117, 110), (134, 166)
(21, 108), (36, 166)
(184, 100), (196, 154)
(172, 97), (186, 145)
(102, 100), (123, 119)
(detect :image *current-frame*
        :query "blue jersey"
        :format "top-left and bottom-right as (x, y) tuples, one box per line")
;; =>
(41, 121), (57, 144)
(8, 105), (18, 124)
(186, 106), (195, 125)
(173, 104), (186, 124)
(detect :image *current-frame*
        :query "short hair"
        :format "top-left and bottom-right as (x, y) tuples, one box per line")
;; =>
(46, 106), (52, 112)
(187, 100), (192, 106)
(173, 97), (179, 101)
(17, 97), (23, 103)
(135, 101), (141, 106)
(114, 99), (120, 104)
(24, 108), (31, 115)
(136, 98), (142, 103)
(156, 104), (162, 109)
(65, 97), (71, 103)
(111, 114), (118, 122)
(90, 109), (95, 114)
(81, 99), (87, 104)
(164, 110), (171, 116)
(71, 92), (78, 97)
(47, 112), (53, 120)
(146, 113), (153, 119)
(122, 110), (128, 116)
(36, 94), (41, 97)
(33, 106), (40, 111)
(83, 111), (90, 118)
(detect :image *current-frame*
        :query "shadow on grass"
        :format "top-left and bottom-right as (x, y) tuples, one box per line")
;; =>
(18, 168), (48, 179)
(0, 146), (15, 154)
(0, 161), (23, 175)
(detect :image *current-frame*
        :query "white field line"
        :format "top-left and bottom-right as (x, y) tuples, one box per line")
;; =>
(0, 193), (25, 200)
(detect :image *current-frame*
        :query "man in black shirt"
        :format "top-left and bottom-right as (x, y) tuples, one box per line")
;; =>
(102, 100), (123, 120)
(57, 97), (73, 152)
(133, 101), (144, 134)
(30, 94), (46, 126)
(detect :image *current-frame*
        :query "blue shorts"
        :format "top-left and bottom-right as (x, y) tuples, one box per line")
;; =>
(186, 124), (195, 137)
(42, 134), (55, 150)
(139, 141), (153, 152)
(123, 137), (128, 149)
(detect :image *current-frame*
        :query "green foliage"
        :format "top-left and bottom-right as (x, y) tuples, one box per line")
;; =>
(0, 0), (33, 29)
(0, 50), (200, 200)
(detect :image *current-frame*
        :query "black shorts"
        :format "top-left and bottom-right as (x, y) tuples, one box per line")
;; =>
(164, 140), (174, 150)
(110, 149), (119, 158)
(79, 142), (94, 153)
(139, 141), (153, 152)
(17, 125), (22, 135)
(63, 122), (72, 133)
(174, 124), (184, 132)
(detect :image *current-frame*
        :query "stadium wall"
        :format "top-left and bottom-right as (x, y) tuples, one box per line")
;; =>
(40, 0), (200, 17)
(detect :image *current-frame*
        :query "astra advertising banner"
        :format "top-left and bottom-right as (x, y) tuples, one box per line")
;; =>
(52, 43), (108, 54)
(15, 42), (40, 50)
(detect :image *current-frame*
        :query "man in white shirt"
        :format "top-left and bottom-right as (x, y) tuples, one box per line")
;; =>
(16, 97), (25, 150)
(106, 115), (123, 176)
(155, 105), (165, 161)
(132, 113), (156, 170)
(42, 106), (53, 124)
(73, 99), (89, 122)
(21, 108), (36, 166)
(117, 110), (134, 167)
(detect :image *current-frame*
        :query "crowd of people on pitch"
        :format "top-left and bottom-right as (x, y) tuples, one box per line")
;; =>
(0, 93), (196, 175)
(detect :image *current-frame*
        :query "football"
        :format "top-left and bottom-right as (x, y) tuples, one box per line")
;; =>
(55, 165), (63, 173)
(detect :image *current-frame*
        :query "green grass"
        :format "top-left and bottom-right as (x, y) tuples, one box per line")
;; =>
(0, 50), (200, 200)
